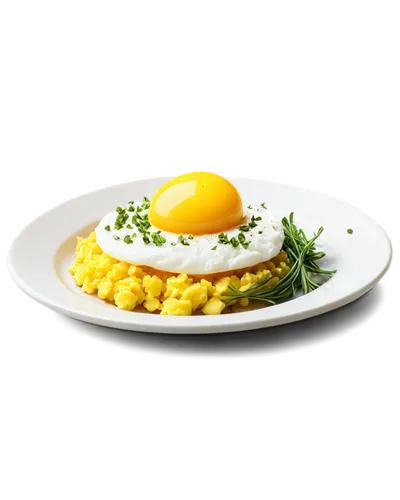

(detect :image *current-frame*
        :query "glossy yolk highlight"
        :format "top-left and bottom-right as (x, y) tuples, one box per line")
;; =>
(149, 172), (244, 235)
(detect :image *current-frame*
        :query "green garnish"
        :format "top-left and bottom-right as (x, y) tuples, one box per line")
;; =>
(239, 225), (250, 232)
(258, 230), (263, 234)
(247, 205), (253, 209)
(104, 225), (111, 231)
(347, 228), (354, 234)
(261, 202), (267, 209)
(188, 234), (194, 240)
(113, 236), (120, 240)
(218, 233), (229, 245)
(178, 234), (190, 246)
(128, 206), (135, 212)
(220, 213), (336, 307)
(142, 235), (150, 244)
(152, 233), (167, 247)
(171, 242), (176, 246)
(141, 197), (151, 210)
(230, 237), (239, 248)
(211, 246), (217, 250)
(237, 232), (246, 244)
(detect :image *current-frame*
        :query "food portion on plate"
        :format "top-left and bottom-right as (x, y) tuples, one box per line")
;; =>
(69, 172), (335, 316)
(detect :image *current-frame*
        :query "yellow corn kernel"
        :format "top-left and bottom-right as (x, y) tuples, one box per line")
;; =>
(114, 289), (138, 311)
(254, 262), (267, 272)
(265, 261), (276, 271)
(143, 296), (161, 312)
(239, 283), (253, 292)
(143, 275), (163, 298)
(229, 275), (241, 289)
(163, 285), (180, 299)
(82, 277), (101, 294)
(75, 236), (85, 251)
(165, 274), (193, 298)
(239, 298), (249, 307)
(161, 298), (193, 316)
(90, 243), (103, 255)
(271, 267), (285, 278)
(241, 272), (257, 287)
(76, 245), (89, 264)
(74, 263), (88, 286)
(85, 261), (98, 278)
(181, 284), (208, 309)
(128, 265), (146, 279)
(271, 250), (288, 266)
(265, 276), (280, 288)
(110, 262), (130, 281)
(202, 297), (226, 315)
(97, 281), (114, 300)
(214, 276), (231, 296)
(200, 279), (216, 297)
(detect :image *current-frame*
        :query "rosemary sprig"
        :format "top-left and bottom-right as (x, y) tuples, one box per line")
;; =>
(220, 213), (336, 306)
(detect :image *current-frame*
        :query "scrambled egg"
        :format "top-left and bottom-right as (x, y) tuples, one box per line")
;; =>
(69, 232), (291, 316)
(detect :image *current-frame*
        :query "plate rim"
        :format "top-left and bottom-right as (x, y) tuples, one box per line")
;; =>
(8, 177), (393, 334)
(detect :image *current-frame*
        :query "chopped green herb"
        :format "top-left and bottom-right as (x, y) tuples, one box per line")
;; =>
(123, 235), (132, 244)
(237, 232), (246, 244)
(218, 233), (229, 244)
(104, 225), (111, 231)
(230, 237), (239, 248)
(261, 202), (267, 209)
(128, 201), (135, 205)
(128, 206), (135, 212)
(347, 228), (354, 234)
(254, 216), (262, 221)
(113, 236), (120, 240)
(142, 235), (150, 244)
(171, 242), (176, 246)
(249, 215), (259, 228)
(126, 224), (133, 229)
(247, 205), (253, 209)
(141, 197), (151, 210)
(188, 234), (194, 240)
(152, 233), (167, 247)
(178, 234), (190, 246)
(258, 230), (263, 234)
(239, 225), (250, 232)
(116, 206), (124, 214)
(211, 246), (217, 250)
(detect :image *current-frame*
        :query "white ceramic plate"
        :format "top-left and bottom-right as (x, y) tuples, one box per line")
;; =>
(8, 177), (392, 334)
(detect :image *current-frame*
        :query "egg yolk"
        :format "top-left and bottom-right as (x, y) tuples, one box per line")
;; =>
(149, 172), (244, 235)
